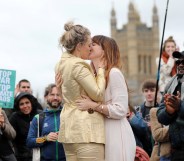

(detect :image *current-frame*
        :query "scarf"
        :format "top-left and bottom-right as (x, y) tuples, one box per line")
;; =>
(162, 51), (177, 76)
(167, 75), (184, 100)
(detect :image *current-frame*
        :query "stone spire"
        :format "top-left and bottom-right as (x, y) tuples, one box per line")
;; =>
(110, 2), (117, 38)
(152, 2), (159, 27)
(128, 1), (140, 24)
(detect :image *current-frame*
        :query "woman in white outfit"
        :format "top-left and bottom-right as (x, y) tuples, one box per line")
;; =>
(156, 36), (177, 94)
(76, 35), (136, 161)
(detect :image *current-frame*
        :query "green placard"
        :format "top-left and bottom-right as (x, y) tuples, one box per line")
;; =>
(0, 69), (16, 108)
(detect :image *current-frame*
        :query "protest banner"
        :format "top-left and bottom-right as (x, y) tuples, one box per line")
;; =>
(0, 69), (16, 109)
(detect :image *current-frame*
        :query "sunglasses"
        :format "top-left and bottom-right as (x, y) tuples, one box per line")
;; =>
(176, 59), (184, 65)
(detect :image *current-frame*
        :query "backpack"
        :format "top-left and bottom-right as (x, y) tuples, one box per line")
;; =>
(135, 146), (150, 161)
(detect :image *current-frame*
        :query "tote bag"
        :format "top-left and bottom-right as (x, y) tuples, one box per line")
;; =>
(32, 115), (41, 161)
(32, 148), (40, 161)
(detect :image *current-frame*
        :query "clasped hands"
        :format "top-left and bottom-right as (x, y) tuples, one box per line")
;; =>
(46, 132), (59, 142)
(75, 95), (96, 111)
(164, 91), (181, 115)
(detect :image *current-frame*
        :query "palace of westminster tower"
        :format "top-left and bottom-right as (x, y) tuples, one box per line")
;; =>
(110, 1), (160, 104)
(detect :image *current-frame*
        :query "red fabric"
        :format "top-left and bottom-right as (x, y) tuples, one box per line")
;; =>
(134, 146), (150, 161)
(162, 52), (177, 76)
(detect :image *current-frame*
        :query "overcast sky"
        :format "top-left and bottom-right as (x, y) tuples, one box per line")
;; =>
(1, 0), (183, 99)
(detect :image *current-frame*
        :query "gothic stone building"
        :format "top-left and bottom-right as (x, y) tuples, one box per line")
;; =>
(110, 2), (159, 105)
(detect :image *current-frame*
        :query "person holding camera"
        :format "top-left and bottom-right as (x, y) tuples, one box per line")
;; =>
(157, 50), (184, 161)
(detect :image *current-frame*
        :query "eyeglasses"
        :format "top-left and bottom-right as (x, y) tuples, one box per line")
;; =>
(176, 59), (184, 65)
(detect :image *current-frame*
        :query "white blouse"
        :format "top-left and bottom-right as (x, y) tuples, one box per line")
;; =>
(104, 68), (136, 161)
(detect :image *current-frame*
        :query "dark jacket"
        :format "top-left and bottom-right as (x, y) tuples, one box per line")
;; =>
(26, 107), (66, 161)
(139, 103), (155, 156)
(128, 111), (149, 148)
(157, 75), (184, 149)
(157, 100), (184, 149)
(9, 92), (40, 161)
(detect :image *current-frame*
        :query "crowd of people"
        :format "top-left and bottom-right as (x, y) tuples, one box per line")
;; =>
(1, 21), (184, 161)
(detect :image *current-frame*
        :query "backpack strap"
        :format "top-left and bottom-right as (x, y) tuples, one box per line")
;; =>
(38, 112), (45, 136)
(140, 103), (146, 118)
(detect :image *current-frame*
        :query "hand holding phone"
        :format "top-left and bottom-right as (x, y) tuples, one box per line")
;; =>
(164, 92), (180, 114)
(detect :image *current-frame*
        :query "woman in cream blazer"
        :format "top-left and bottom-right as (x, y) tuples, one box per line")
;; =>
(56, 22), (106, 161)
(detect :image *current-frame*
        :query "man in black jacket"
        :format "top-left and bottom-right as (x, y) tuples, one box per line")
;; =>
(157, 51), (184, 161)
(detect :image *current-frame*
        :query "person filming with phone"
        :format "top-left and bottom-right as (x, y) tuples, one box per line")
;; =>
(157, 50), (184, 161)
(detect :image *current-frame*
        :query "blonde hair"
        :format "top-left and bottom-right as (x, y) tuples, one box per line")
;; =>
(163, 36), (176, 51)
(60, 21), (91, 53)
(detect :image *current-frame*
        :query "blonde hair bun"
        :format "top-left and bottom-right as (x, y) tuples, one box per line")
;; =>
(64, 21), (74, 31)
(167, 36), (173, 40)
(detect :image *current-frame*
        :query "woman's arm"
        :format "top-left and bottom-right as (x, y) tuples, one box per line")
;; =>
(75, 95), (109, 116)
(105, 68), (128, 119)
(26, 116), (46, 148)
(150, 108), (169, 142)
(72, 62), (106, 102)
(1, 110), (16, 140)
(76, 68), (128, 119)
(128, 112), (149, 136)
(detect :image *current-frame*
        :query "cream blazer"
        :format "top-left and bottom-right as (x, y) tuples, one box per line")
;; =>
(56, 52), (105, 144)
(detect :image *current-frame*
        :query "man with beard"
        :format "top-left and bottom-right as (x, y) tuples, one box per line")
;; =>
(26, 83), (66, 161)
(157, 51), (184, 161)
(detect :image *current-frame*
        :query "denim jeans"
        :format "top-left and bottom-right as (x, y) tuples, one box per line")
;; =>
(160, 156), (171, 161)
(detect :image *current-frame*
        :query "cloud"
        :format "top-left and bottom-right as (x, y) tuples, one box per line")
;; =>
(1, 0), (184, 100)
